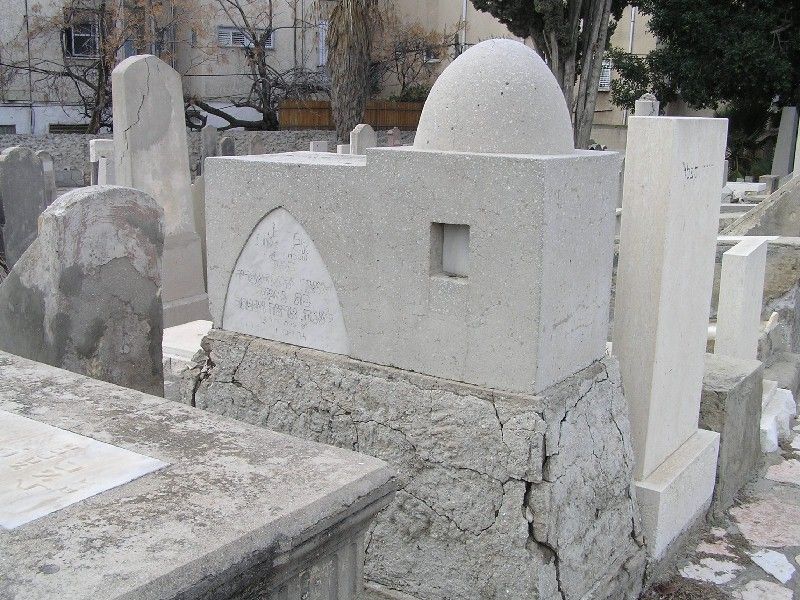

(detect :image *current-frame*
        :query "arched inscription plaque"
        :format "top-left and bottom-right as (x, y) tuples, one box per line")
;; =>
(222, 208), (350, 354)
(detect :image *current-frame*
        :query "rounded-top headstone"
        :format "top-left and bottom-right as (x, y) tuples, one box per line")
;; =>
(413, 39), (574, 155)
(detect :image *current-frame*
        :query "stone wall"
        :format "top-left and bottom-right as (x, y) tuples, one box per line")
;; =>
(0, 129), (417, 185)
(181, 329), (645, 600)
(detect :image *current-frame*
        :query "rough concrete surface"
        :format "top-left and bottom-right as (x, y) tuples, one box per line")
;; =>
(0, 185), (164, 395)
(700, 353), (764, 516)
(0, 350), (396, 600)
(722, 176), (800, 237)
(181, 328), (645, 600)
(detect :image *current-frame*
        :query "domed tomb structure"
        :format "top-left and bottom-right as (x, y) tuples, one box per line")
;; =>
(414, 38), (574, 155)
(201, 37), (641, 600)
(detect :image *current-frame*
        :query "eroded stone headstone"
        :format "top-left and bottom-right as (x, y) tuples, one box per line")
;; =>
(309, 140), (328, 152)
(349, 124), (377, 155)
(112, 54), (209, 327)
(0, 146), (47, 269)
(387, 126), (402, 147)
(219, 136), (235, 156)
(336, 143), (350, 154)
(97, 157), (116, 185)
(0, 186), (165, 395)
(248, 134), (266, 155)
(36, 150), (57, 205)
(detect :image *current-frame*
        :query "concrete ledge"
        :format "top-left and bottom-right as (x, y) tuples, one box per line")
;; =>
(635, 429), (720, 560)
(0, 350), (396, 599)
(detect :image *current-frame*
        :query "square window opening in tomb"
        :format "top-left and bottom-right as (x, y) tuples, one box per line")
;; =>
(430, 223), (470, 278)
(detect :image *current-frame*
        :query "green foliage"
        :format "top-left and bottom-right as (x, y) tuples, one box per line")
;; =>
(607, 47), (674, 110)
(626, 0), (799, 111)
(717, 103), (777, 180)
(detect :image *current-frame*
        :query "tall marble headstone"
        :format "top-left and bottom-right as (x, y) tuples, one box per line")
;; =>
(36, 150), (57, 205)
(614, 115), (727, 558)
(350, 124), (377, 155)
(112, 54), (209, 326)
(199, 124), (218, 174)
(0, 146), (47, 269)
(772, 106), (798, 177)
(0, 186), (165, 395)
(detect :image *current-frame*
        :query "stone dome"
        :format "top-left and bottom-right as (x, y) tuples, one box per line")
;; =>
(413, 39), (574, 155)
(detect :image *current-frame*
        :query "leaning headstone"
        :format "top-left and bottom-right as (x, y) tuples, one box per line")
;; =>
(0, 146), (47, 269)
(613, 114), (727, 559)
(36, 150), (57, 205)
(89, 139), (114, 185)
(219, 136), (235, 156)
(309, 140), (329, 152)
(634, 92), (659, 116)
(0, 186), (164, 395)
(759, 174), (780, 194)
(772, 106), (798, 177)
(336, 143), (350, 154)
(200, 39), (643, 599)
(387, 126), (402, 147)
(112, 54), (209, 327)
(715, 237), (770, 361)
(350, 123), (377, 155)
(248, 134), (266, 155)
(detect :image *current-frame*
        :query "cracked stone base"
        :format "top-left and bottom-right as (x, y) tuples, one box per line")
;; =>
(181, 329), (646, 599)
(635, 429), (720, 562)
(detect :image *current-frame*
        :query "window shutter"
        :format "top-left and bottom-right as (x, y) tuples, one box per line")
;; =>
(598, 58), (612, 91)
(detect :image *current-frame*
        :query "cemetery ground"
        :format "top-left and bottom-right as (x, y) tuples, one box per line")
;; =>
(4, 39), (800, 600)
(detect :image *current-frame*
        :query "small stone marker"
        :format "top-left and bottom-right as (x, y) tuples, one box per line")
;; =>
(248, 134), (266, 155)
(613, 115), (727, 558)
(634, 93), (660, 116)
(219, 136), (235, 156)
(337, 143), (350, 154)
(36, 150), (57, 204)
(387, 126), (402, 146)
(112, 54), (209, 326)
(200, 124), (218, 169)
(0, 146), (47, 269)
(715, 237), (770, 360)
(772, 106), (798, 177)
(309, 140), (329, 152)
(0, 186), (165, 395)
(89, 139), (114, 185)
(223, 207), (350, 354)
(350, 123), (377, 155)
(0, 410), (166, 529)
(97, 156), (115, 185)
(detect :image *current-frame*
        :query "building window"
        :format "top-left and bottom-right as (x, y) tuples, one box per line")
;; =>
(598, 58), (612, 91)
(49, 123), (89, 133)
(217, 26), (273, 49)
(0, 125), (16, 134)
(318, 20), (328, 67)
(63, 16), (99, 58)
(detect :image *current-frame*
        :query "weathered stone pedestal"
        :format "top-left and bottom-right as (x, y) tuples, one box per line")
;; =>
(181, 328), (645, 600)
(0, 350), (395, 600)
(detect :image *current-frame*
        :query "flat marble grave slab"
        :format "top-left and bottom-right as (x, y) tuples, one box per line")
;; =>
(0, 410), (166, 529)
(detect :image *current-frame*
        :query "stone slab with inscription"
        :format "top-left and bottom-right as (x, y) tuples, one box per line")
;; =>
(0, 411), (166, 529)
(0, 350), (395, 600)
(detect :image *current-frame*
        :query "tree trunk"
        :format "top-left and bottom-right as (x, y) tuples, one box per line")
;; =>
(574, 0), (612, 148)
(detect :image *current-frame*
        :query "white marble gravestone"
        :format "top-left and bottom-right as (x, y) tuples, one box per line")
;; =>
(0, 410), (165, 529)
(222, 207), (350, 354)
